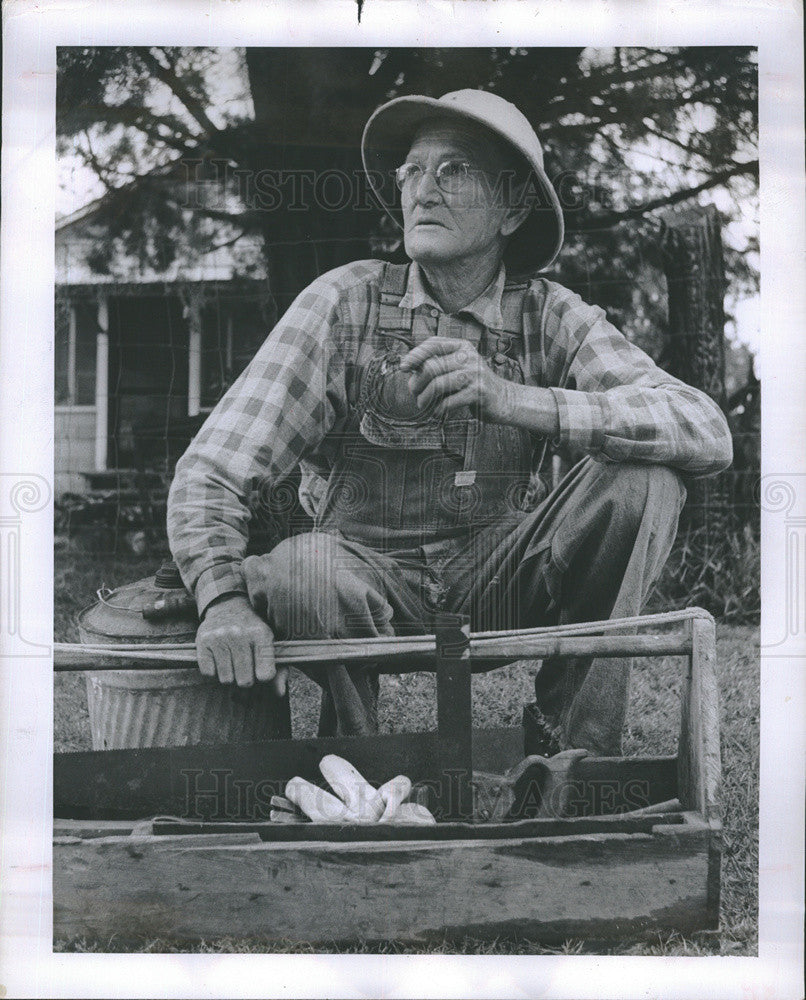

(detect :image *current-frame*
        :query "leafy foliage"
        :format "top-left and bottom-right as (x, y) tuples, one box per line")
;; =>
(58, 45), (758, 343)
(647, 523), (760, 624)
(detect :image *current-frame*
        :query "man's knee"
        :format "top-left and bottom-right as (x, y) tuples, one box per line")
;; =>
(254, 531), (342, 600)
(243, 531), (393, 639)
(594, 461), (686, 529)
(243, 532), (344, 637)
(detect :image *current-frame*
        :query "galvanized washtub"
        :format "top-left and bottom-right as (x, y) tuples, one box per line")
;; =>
(76, 562), (290, 749)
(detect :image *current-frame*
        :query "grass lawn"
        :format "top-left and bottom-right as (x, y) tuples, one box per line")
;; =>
(54, 545), (758, 956)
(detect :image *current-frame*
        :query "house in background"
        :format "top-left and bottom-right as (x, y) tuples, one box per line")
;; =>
(55, 173), (271, 495)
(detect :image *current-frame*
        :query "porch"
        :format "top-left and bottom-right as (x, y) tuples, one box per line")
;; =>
(55, 282), (269, 495)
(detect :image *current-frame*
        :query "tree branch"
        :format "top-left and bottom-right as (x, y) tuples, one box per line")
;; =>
(639, 120), (715, 165)
(544, 53), (689, 119)
(163, 193), (260, 229)
(551, 105), (677, 136)
(546, 68), (751, 142)
(89, 103), (203, 157)
(208, 230), (250, 253)
(134, 47), (221, 139)
(573, 160), (759, 231)
(580, 52), (685, 92)
(79, 130), (116, 190)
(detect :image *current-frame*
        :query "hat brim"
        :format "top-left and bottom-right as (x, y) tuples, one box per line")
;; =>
(361, 95), (564, 275)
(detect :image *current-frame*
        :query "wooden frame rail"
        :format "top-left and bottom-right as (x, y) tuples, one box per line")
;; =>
(53, 614), (695, 673)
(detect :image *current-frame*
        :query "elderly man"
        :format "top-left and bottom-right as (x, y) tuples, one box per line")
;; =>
(167, 90), (732, 756)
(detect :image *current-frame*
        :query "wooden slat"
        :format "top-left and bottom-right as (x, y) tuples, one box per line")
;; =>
(147, 812), (687, 842)
(470, 607), (708, 638)
(435, 618), (472, 821)
(53, 824), (713, 944)
(53, 818), (141, 839)
(54, 733), (434, 822)
(54, 730), (505, 822)
(54, 832), (263, 848)
(52, 630), (692, 673)
(53, 728), (679, 821)
(471, 633), (691, 663)
(677, 612), (723, 925)
(677, 614), (722, 823)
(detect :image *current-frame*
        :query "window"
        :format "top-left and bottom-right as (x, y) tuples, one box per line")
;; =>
(199, 298), (268, 410)
(55, 299), (97, 405)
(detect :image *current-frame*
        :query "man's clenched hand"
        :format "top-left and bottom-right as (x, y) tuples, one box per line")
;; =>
(400, 337), (561, 437)
(196, 593), (288, 695)
(400, 337), (516, 424)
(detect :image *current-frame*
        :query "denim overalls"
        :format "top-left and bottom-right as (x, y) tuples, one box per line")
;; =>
(250, 262), (686, 750)
(313, 262), (541, 553)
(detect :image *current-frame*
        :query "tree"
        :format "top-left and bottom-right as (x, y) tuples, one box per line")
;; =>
(57, 45), (758, 332)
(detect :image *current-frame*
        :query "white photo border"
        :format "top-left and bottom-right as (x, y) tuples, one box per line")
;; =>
(1, 1), (803, 997)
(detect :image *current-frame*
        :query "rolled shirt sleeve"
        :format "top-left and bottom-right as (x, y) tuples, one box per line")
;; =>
(537, 282), (733, 476)
(167, 269), (348, 616)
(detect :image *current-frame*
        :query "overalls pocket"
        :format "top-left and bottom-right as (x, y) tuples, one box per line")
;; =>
(342, 349), (476, 536)
(357, 350), (475, 457)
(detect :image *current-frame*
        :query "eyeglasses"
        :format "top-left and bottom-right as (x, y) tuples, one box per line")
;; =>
(394, 158), (476, 194)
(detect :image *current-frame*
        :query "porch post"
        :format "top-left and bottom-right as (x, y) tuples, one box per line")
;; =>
(67, 303), (77, 403)
(187, 287), (202, 417)
(94, 295), (109, 471)
(225, 311), (234, 375)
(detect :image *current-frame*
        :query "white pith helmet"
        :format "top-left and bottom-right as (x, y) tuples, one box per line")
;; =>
(361, 88), (565, 275)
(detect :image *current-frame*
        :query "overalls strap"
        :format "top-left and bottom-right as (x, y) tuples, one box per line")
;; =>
(377, 261), (414, 338)
(496, 278), (530, 345)
(500, 276), (550, 478)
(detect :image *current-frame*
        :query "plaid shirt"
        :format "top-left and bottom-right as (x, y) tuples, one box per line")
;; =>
(168, 259), (732, 614)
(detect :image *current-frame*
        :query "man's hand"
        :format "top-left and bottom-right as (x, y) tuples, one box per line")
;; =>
(400, 337), (560, 437)
(400, 337), (517, 424)
(196, 593), (288, 695)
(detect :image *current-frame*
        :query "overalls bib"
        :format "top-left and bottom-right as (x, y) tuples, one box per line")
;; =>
(314, 262), (539, 550)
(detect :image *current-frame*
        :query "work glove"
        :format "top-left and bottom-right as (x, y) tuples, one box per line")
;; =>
(271, 754), (436, 825)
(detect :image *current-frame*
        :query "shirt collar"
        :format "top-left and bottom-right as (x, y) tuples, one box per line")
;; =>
(398, 261), (506, 330)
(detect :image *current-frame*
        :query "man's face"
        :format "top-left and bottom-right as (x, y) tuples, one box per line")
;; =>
(400, 120), (520, 269)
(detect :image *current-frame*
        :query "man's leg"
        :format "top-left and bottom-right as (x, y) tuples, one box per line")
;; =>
(448, 458), (686, 756)
(242, 531), (427, 736)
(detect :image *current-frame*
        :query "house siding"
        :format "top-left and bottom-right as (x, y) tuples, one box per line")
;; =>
(55, 406), (96, 493)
